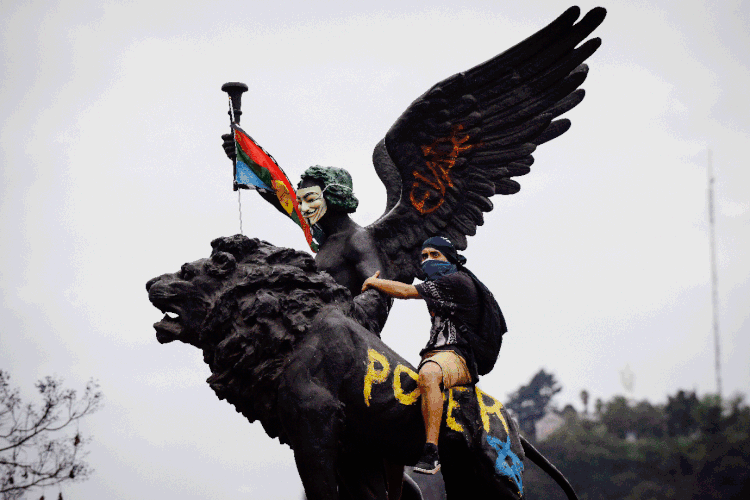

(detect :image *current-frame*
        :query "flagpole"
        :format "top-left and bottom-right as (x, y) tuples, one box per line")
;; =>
(221, 82), (249, 191)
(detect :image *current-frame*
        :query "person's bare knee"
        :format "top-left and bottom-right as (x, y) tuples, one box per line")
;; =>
(419, 361), (443, 391)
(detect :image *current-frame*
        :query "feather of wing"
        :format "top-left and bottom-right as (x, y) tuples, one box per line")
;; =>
(532, 119), (572, 146)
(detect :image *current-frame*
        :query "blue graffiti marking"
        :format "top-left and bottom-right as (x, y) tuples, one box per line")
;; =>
(486, 435), (524, 494)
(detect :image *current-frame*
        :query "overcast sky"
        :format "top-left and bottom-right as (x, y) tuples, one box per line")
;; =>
(2, 0), (749, 498)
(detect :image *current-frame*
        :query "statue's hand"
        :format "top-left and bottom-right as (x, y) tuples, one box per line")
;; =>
(361, 271), (381, 292)
(221, 133), (236, 160)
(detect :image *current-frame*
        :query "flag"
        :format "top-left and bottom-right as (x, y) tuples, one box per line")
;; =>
(232, 124), (319, 252)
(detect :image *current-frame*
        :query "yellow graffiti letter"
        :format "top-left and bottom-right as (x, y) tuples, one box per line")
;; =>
(364, 349), (390, 407)
(393, 364), (420, 405)
(476, 386), (509, 434)
(446, 387), (469, 432)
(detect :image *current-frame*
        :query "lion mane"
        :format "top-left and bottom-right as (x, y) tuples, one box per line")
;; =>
(175, 235), (353, 442)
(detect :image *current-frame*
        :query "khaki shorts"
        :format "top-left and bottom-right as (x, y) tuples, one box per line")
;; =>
(418, 350), (472, 389)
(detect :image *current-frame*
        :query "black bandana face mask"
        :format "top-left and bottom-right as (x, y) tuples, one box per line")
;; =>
(421, 259), (457, 280)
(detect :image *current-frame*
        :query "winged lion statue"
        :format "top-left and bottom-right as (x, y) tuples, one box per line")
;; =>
(152, 6), (607, 499)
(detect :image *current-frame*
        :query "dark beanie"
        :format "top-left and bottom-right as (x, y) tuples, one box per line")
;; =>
(421, 236), (467, 265)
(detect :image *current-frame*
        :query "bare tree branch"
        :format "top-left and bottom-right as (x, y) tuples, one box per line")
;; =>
(0, 370), (102, 500)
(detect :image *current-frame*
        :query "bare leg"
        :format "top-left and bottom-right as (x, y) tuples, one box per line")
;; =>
(418, 361), (444, 445)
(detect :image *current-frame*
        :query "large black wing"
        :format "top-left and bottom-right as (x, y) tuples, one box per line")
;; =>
(368, 6), (606, 282)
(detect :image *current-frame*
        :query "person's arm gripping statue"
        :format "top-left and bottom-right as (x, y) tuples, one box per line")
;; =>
(361, 271), (420, 299)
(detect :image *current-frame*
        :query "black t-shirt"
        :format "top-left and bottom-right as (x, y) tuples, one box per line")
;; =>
(415, 271), (480, 380)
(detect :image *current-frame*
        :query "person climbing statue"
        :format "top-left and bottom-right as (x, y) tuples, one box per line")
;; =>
(362, 236), (507, 474)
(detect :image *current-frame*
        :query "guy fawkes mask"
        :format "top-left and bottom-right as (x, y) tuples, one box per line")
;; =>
(296, 185), (327, 226)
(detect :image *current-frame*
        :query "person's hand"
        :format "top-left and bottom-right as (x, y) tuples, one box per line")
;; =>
(221, 133), (236, 160)
(361, 271), (381, 292)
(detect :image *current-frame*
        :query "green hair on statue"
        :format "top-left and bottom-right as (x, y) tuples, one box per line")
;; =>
(298, 166), (359, 213)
